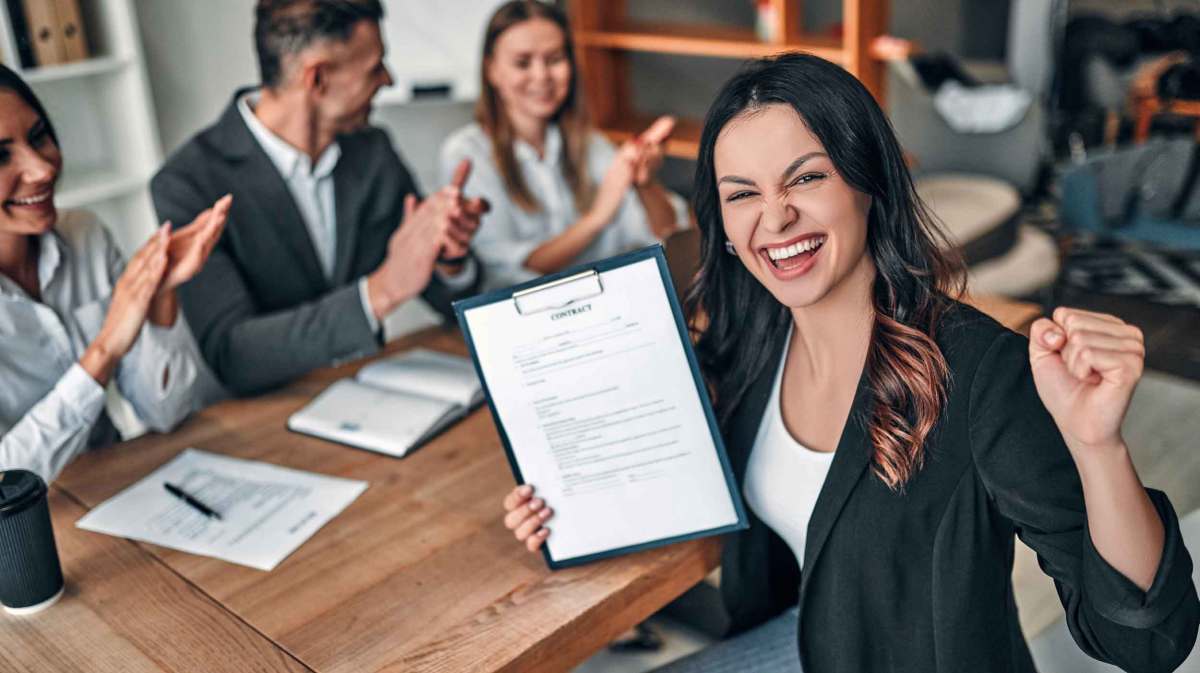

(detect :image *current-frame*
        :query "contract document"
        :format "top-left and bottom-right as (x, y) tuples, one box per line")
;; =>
(456, 246), (746, 568)
(76, 449), (367, 571)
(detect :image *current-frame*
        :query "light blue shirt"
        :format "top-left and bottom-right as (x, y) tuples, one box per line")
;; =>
(439, 123), (688, 290)
(0, 210), (205, 481)
(239, 93), (476, 332)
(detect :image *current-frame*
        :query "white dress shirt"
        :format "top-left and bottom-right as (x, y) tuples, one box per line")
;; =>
(238, 93), (475, 332)
(0, 210), (203, 481)
(743, 326), (836, 568)
(439, 123), (689, 290)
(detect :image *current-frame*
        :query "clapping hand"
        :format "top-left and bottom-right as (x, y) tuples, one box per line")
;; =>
(631, 115), (674, 185)
(80, 194), (233, 384)
(588, 116), (677, 230)
(160, 194), (231, 293)
(366, 162), (489, 319)
(435, 158), (490, 265)
(1029, 307), (1145, 456)
(80, 224), (171, 384)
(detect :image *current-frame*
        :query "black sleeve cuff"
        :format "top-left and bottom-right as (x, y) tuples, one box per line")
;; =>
(1082, 488), (1196, 629)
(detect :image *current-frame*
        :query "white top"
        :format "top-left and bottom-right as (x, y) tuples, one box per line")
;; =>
(743, 326), (836, 568)
(439, 122), (689, 290)
(0, 210), (204, 481)
(237, 92), (475, 332)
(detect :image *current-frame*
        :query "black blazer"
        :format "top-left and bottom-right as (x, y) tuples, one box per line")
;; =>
(719, 302), (1198, 673)
(150, 90), (480, 395)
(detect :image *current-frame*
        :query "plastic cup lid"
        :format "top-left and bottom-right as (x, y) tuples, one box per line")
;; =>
(0, 470), (47, 517)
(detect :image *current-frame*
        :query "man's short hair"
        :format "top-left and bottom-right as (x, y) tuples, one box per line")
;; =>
(254, 0), (384, 88)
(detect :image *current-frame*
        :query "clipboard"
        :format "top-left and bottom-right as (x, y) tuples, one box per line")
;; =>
(454, 246), (748, 569)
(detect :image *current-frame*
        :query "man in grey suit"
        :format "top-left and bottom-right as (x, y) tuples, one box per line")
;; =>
(152, 0), (486, 396)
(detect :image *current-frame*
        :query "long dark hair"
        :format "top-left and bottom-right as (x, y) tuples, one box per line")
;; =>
(0, 64), (58, 146)
(475, 0), (592, 213)
(686, 53), (964, 491)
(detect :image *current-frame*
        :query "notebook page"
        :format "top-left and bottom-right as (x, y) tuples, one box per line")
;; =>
(356, 349), (482, 407)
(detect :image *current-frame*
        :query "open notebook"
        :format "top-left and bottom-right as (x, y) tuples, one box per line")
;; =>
(287, 349), (484, 457)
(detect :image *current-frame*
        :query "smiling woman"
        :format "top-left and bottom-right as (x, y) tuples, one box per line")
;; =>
(439, 0), (691, 290)
(0, 64), (230, 483)
(694, 72), (959, 488)
(502, 53), (1200, 673)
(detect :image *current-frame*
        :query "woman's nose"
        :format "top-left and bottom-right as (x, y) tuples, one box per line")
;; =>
(760, 194), (798, 234)
(20, 147), (57, 186)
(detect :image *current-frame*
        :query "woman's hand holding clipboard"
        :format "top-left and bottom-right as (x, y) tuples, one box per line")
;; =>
(456, 247), (746, 569)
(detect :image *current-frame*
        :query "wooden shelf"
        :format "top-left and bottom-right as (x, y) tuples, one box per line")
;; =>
(1, 0), (164, 243)
(577, 22), (844, 62)
(570, 0), (887, 161)
(600, 115), (704, 159)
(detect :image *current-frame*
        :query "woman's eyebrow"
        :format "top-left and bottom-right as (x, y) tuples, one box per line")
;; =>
(781, 152), (828, 180)
(718, 151), (829, 187)
(717, 175), (755, 187)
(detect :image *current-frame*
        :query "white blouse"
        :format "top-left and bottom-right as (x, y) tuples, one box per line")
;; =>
(743, 326), (836, 568)
(439, 123), (688, 290)
(0, 210), (207, 481)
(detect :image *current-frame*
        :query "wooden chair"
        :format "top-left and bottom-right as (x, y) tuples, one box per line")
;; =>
(1130, 52), (1200, 144)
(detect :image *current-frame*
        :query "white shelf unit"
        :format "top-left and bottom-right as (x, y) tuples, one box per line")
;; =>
(0, 0), (162, 254)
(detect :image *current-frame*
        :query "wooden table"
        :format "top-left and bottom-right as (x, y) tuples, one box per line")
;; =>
(24, 329), (720, 673)
(3, 295), (1041, 673)
(0, 490), (307, 673)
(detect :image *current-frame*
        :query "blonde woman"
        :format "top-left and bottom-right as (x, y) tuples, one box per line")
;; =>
(440, 0), (688, 289)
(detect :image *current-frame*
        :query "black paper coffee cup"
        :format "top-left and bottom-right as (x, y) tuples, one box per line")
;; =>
(0, 470), (64, 615)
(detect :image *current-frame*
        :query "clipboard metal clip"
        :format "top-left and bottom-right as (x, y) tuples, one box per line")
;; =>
(512, 269), (604, 316)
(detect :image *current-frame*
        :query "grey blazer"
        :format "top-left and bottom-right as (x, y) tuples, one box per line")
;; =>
(151, 90), (479, 395)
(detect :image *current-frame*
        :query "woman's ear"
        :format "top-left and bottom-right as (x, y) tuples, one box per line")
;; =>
(857, 191), (874, 221)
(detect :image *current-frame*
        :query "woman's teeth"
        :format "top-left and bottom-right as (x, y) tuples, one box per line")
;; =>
(767, 235), (826, 262)
(8, 191), (52, 206)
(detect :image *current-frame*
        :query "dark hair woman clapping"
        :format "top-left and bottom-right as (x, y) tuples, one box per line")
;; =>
(0, 65), (230, 481)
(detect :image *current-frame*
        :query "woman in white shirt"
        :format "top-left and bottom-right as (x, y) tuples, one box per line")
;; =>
(0, 65), (230, 482)
(440, 0), (689, 290)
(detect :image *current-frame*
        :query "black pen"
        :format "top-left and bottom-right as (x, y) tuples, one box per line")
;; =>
(163, 482), (223, 520)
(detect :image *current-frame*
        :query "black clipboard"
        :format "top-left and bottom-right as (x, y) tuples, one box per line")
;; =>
(453, 245), (748, 569)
